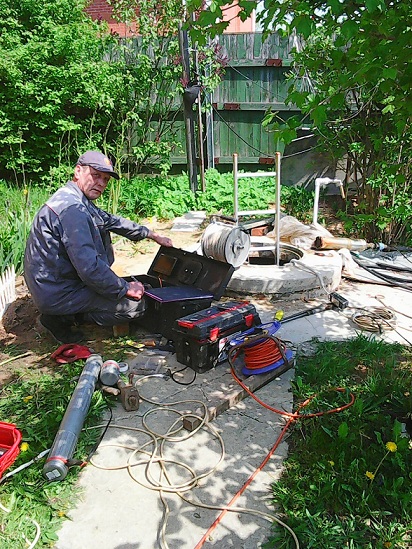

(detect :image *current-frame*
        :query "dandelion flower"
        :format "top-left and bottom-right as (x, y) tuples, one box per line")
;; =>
(20, 442), (29, 452)
(385, 441), (397, 453)
(365, 471), (375, 480)
(328, 461), (335, 467)
(23, 395), (33, 403)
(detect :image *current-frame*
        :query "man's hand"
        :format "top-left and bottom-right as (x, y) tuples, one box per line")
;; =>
(148, 231), (173, 248)
(126, 280), (145, 300)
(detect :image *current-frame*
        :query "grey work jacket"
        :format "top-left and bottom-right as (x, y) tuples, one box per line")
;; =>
(24, 181), (149, 315)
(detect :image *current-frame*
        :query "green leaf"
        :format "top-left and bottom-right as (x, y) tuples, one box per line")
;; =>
(338, 422), (349, 439)
(393, 419), (403, 439)
(238, 0), (256, 18)
(382, 104), (395, 115)
(340, 20), (358, 39)
(382, 67), (397, 80)
(311, 105), (328, 127)
(365, 0), (384, 12)
(293, 15), (314, 39)
(321, 425), (334, 438)
(209, 1), (218, 13)
(328, 0), (343, 16)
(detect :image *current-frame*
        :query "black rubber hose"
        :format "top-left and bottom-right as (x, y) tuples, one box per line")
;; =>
(374, 261), (412, 274)
(350, 253), (412, 291)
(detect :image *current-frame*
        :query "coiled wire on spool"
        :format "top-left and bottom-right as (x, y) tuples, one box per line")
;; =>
(201, 223), (250, 268)
(228, 328), (293, 375)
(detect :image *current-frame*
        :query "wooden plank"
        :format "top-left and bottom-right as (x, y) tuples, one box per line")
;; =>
(183, 360), (293, 432)
(213, 102), (299, 111)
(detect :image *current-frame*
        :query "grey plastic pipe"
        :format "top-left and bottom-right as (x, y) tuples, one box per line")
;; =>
(42, 354), (103, 481)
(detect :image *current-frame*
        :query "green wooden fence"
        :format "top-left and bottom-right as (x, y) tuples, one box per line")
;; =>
(170, 32), (301, 169)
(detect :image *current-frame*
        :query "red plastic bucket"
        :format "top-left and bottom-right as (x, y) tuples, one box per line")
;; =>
(0, 421), (22, 478)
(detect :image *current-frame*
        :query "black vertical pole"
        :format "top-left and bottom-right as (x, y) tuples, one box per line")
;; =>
(178, 23), (198, 193)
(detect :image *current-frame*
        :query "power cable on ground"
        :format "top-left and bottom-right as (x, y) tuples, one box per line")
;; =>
(81, 338), (355, 549)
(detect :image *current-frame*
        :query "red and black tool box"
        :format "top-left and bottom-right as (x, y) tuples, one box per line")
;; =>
(131, 246), (235, 340)
(172, 301), (261, 373)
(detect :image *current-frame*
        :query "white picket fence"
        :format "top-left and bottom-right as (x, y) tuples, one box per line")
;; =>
(0, 266), (16, 320)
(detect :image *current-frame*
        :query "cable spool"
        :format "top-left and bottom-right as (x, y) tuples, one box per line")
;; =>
(201, 223), (250, 268)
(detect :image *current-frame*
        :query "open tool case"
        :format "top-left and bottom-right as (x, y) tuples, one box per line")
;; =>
(172, 301), (261, 373)
(132, 246), (235, 339)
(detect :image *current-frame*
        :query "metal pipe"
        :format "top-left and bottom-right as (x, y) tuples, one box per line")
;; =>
(43, 354), (103, 481)
(233, 153), (239, 224)
(275, 152), (282, 266)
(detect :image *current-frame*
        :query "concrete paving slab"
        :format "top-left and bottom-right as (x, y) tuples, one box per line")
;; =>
(56, 351), (294, 549)
(55, 277), (412, 549)
(171, 212), (207, 232)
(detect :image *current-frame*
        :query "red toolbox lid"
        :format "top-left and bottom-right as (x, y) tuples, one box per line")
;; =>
(147, 246), (235, 300)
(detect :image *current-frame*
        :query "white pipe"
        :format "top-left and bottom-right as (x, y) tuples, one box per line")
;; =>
(313, 177), (342, 225)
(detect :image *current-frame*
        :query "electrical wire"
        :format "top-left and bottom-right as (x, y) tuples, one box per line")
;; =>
(374, 294), (412, 321)
(86, 376), (304, 549)
(87, 395), (226, 549)
(166, 364), (196, 386)
(212, 103), (319, 159)
(351, 307), (395, 333)
(347, 304), (412, 346)
(225, 63), (289, 102)
(227, 338), (355, 421)
(350, 253), (412, 292)
(204, 91), (320, 160)
(0, 500), (41, 548)
(289, 258), (331, 295)
(189, 337), (355, 548)
(240, 335), (288, 372)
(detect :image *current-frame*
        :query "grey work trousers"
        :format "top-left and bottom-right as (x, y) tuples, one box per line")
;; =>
(81, 294), (146, 326)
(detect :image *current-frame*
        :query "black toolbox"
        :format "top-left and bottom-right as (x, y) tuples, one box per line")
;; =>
(131, 246), (235, 340)
(173, 301), (261, 373)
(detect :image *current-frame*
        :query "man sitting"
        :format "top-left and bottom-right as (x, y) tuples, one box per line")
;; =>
(24, 150), (173, 343)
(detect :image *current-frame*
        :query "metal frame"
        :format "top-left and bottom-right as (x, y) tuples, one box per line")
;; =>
(233, 152), (282, 266)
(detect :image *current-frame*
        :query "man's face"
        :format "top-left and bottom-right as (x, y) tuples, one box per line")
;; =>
(74, 165), (111, 200)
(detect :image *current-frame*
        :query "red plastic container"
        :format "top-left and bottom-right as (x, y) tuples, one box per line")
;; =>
(0, 421), (22, 478)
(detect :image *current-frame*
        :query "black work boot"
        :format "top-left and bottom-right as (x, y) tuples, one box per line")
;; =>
(39, 314), (84, 344)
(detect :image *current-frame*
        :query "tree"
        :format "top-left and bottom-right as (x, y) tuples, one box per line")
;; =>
(0, 0), (120, 183)
(0, 0), (225, 185)
(188, 0), (412, 244)
(106, 0), (227, 179)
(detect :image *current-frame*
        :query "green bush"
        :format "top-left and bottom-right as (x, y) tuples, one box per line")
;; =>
(0, 0), (118, 183)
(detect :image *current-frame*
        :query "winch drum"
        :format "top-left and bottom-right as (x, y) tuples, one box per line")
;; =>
(201, 223), (250, 268)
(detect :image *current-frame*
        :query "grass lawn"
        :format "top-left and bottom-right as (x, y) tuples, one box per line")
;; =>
(265, 335), (412, 549)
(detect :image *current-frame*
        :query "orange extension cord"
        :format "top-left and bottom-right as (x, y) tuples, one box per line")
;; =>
(241, 335), (288, 372)
(194, 335), (355, 549)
